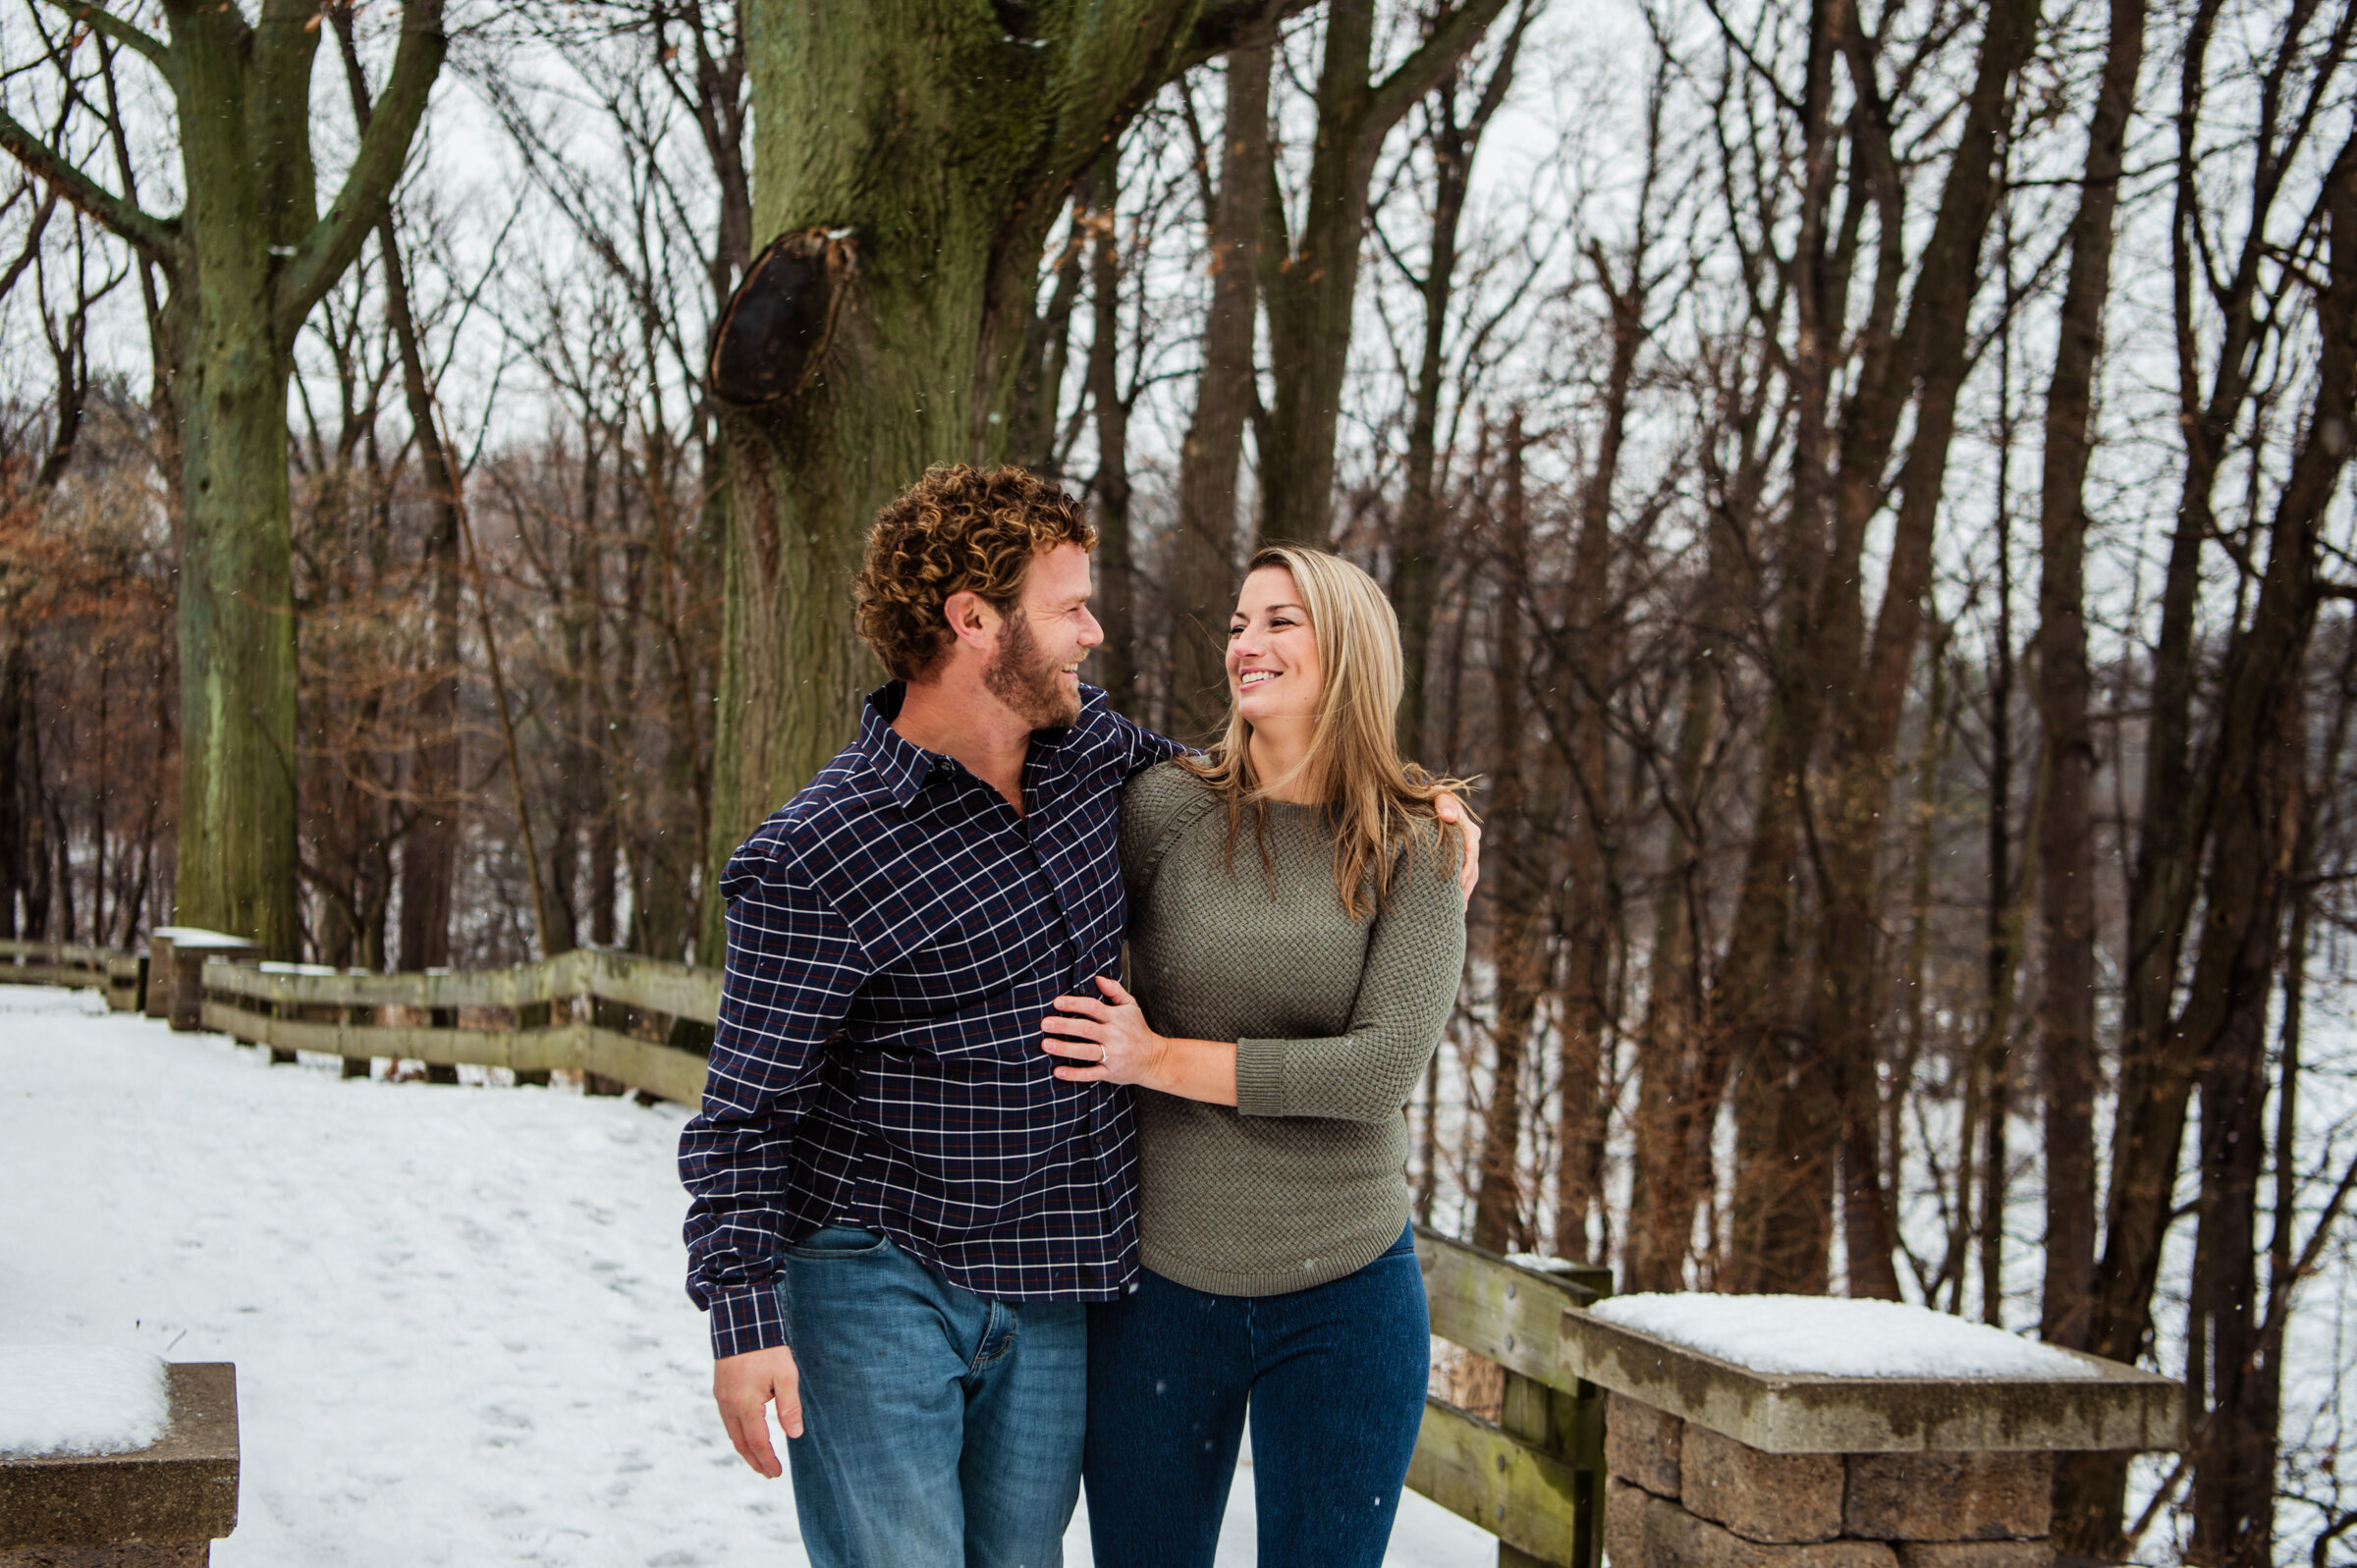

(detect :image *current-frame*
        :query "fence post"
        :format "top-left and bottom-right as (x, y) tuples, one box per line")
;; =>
(340, 998), (371, 1079)
(424, 1005), (460, 1085)
(514, 998), (552, 1086)
(263, 974), (296, 1063)
(1497, 1261), (1612, 1568)
(164, 935), (260, 1033)
(144, 937), (172, 1018)
(583, 993), (628, 1097)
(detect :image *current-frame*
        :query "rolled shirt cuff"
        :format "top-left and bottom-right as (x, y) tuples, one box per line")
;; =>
(705, 1282), (789, 1359)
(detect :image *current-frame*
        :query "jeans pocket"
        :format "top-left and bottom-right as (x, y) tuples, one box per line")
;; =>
(786, 1224), (891, 1258)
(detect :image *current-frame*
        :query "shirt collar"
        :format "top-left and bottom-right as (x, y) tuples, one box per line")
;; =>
(857, 683), (934, 808)
(857, 679), (1089, 810)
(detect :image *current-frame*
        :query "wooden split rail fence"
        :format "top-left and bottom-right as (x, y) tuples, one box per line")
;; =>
(0, 939), (141, 1010)
(197, 947), (719, 1102)
(1, 936), (1610, 1566)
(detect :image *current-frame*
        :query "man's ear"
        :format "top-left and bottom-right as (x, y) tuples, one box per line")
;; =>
(941, 590), (1003, 658)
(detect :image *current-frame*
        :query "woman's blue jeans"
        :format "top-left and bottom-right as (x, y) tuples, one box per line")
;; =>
(778, 1225), (1087, 1568)
(1081, 1225), (1430, 1568)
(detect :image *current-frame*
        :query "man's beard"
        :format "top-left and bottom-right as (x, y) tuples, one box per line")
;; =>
(984, 611), (1079, 729)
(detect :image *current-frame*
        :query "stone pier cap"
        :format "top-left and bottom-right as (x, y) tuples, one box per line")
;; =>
(0, 1363), (239, 1550)
(1562, 1298), (2182, 1456)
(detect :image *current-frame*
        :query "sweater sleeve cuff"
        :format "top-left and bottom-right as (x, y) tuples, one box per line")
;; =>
(706, 1282), (790, 1358)
(1234, 1037), (1288, 1117)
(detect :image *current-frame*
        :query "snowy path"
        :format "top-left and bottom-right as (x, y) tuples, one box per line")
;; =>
(0, 987), (1495, 1567)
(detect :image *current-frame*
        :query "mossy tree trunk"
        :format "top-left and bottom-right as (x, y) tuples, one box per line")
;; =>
(0, 0), (445, 959)
(702, 0), (1293, 950)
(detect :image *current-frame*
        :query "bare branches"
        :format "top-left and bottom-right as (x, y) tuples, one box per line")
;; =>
(1365, 0), (1517, 142)
(40, 0), (173, 82)
(0, 102), (174, 259)
(0, 176), (55, 299)
(274, 0), (448, 344)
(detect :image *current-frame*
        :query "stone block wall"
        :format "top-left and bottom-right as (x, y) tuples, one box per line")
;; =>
(1603, 1393), (2057, 1568)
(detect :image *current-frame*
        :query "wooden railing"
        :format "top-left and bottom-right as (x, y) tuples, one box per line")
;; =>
(0, 938), (142, 1010)
(1412, 1229), (1611, 1567)
(199, 948), (718, 1103)
(3, 937), (1608, 1564)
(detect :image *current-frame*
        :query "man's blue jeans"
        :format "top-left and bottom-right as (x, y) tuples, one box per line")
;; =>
(1081, 1224), (1431, 1567)
(779, 1225), (1086, 1568)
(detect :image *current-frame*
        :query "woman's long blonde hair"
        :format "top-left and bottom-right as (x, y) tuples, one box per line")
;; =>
(1178, 545), (1470, 917)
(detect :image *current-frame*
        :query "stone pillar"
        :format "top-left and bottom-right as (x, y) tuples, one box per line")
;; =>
(0, 1364), (239, 1567)
(145, 930), (261, 1035)
(1562, 1310), (2183, 1568)
(1604, 1394), (2062, 1568)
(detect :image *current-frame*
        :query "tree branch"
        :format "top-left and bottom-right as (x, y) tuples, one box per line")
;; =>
(1365, 0), (1516, 142)
(35, 0), (177, 84)
(1691, 0), (1804, 117)
(0, 104), (177, 259)
(40, 0), (176, 84)
(273, 0), (447, 345)
(0, 183), (58, 301)
(1170, 0), (1311, 78)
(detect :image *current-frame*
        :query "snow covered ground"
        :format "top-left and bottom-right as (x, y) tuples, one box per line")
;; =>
(0, 986), (1496, 1567)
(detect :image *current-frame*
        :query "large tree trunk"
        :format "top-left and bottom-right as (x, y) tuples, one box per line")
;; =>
(702, 2), (1229, 945)
(1169, 39), (1273, 740)
(0, 0), (445, 961)
(168, 7), (306, 959)
(167, 293), (301, 957)
(1257, 0), (1379, 548)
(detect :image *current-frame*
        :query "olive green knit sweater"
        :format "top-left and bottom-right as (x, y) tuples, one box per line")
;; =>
(1117, 761), (1467, 1297)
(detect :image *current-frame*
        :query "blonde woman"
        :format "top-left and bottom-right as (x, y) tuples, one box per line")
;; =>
(1039, 545), (1468, 1567)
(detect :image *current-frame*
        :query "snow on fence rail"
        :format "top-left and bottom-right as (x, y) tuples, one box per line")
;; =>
(1, 938), (1608, 1566)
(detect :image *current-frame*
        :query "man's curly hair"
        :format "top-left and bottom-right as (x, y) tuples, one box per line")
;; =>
(853, 464), (1098, 680)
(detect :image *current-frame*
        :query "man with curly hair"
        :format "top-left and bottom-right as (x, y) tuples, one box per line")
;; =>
(678, 464), (1472, 1565)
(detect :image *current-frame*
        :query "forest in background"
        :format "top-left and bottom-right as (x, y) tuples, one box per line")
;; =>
(2, 0), (2355, 1562)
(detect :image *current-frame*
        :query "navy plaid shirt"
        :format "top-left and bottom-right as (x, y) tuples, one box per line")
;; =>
(680, 680), (1182, 1357)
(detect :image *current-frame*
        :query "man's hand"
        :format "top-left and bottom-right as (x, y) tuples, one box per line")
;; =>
(1434, 791), (1482, 906)
(714, 1344), (801, 1478)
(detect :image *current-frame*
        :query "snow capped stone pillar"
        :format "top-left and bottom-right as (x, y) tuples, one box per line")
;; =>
(0, 1356), (239, 1565)
(145, 929), (261, 1035)
(1563, 1296), (2183, 1568)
